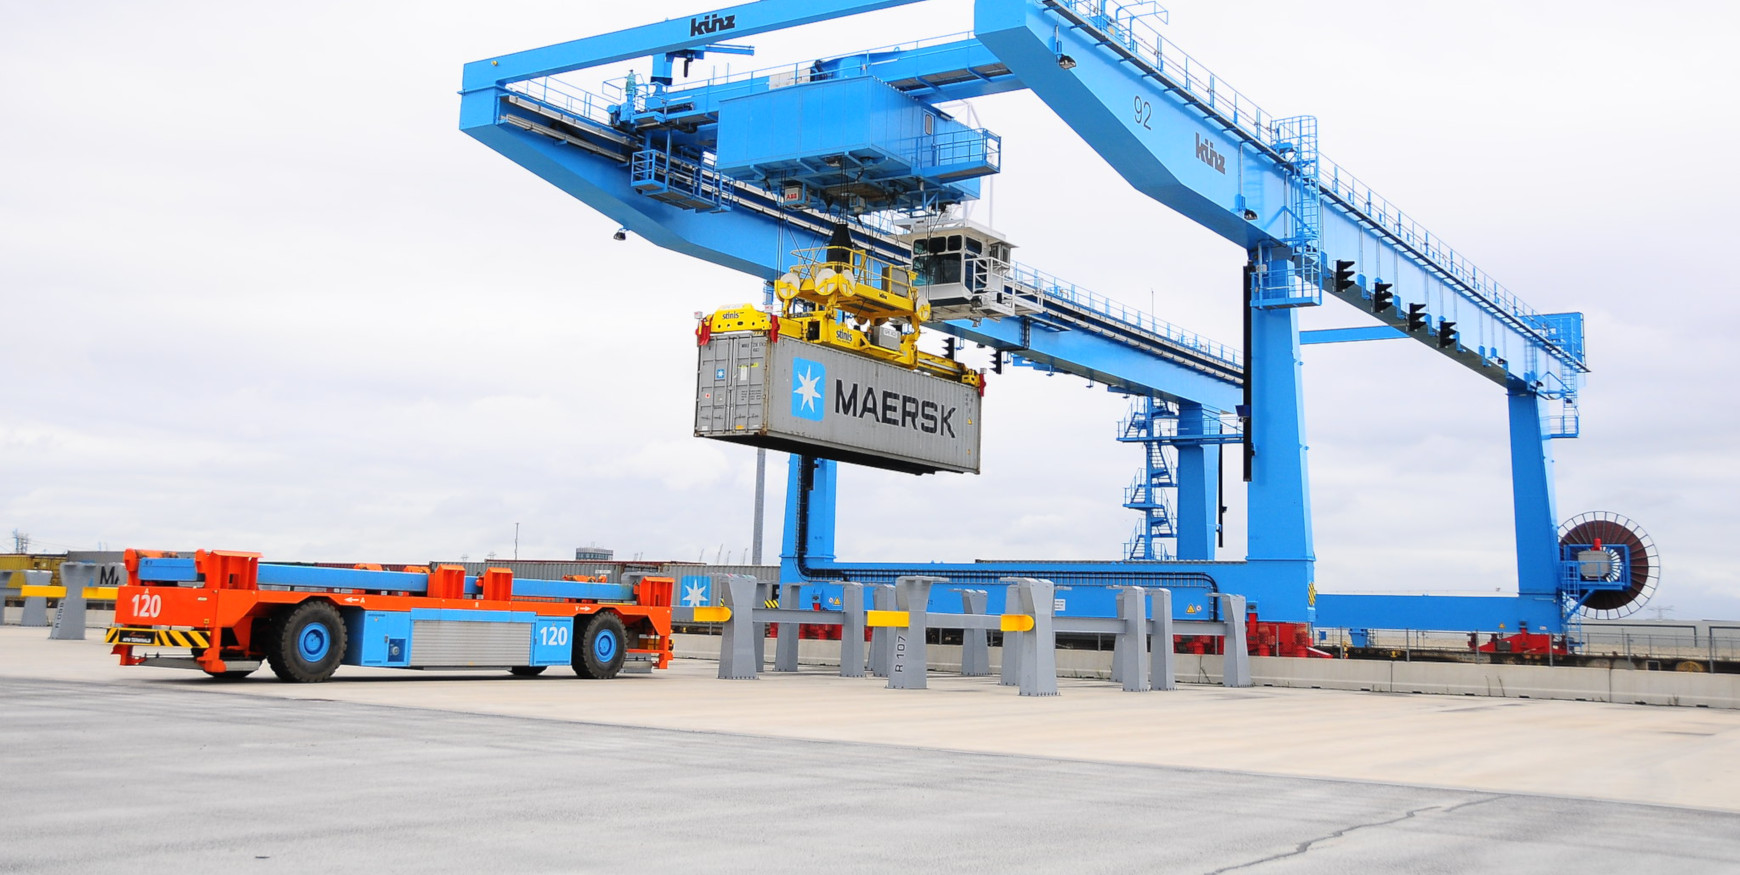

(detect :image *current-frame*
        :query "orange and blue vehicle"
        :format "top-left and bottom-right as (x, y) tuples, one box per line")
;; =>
(105, 549), (674, 682)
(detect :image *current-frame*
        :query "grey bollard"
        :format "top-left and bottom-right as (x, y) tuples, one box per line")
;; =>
(998, 581), (1024, 687)
(1150, 588), (1177, 691)
(1215, 593), (1252, 688)
(887, 576), (942, 690)
(774, 583), (801, 672)
(1114, 586), (1148, 692)
(1011, 578), (1058, 697)
(49, 563), (99, 641)
(959, 589), (990, 677)
(869, 584), (895, 678)
(1111, 585), (1126, 684)
(754, 581), (773, 672)
(839, 582), (867, 678)
(716, 574), (761, 680)
(19, 570), (51, 627)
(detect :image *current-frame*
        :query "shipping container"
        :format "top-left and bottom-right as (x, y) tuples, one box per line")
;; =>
(696, 332), (982, 475)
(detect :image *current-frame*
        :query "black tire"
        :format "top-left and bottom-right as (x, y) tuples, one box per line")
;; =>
(572, 613), (627, 679)
(508, 665), (548, 677)
(195, 648), (257, 680)
(266, 601), (347, 683)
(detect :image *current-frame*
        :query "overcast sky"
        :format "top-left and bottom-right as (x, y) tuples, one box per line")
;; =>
(4, 1), (1738, 620)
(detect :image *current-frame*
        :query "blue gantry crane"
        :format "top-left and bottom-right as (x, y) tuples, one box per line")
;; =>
(458, 0), (1654, 639)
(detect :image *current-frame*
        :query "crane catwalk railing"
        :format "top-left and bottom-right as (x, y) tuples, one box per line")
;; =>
(1008, 263), (1243, 370)
(506, 77), (616, 126)
(1044, 0), (1586, 373)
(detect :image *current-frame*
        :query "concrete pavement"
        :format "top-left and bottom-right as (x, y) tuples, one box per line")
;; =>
(4, 628), (1740, 872)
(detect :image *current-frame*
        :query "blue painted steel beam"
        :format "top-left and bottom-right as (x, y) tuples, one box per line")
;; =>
(1508, 388), (1561, 600)
(461, 0), (927, 91)
(509, 577), (635, 602)
(1300, 326), (1405, 345)
(657, 38), (1022, 117)
(1314, 593), (1561, 634)
(461, 101), (836, 280)
(938, 317), (1241, 411)
(1173, 401), (1219, 560)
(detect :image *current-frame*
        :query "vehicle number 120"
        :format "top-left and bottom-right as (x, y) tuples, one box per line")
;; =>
(131, 592), (163, 618)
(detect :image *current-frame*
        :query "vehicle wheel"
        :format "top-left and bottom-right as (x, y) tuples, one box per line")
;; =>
(195, 648), (257, 680)
(572, 613), (627, 679)
(266, 601), (347, 683)
(509, 665), (547, 677)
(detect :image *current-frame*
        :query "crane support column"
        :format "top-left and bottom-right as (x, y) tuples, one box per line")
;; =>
(1243, 260), (1315, 618)
(782, 455), (838, 580)
(1509, 387), (1561, 598)
(1173, 400), (1219, 561)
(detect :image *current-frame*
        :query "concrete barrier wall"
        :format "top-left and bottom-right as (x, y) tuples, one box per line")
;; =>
(671, 634), (1740, 709)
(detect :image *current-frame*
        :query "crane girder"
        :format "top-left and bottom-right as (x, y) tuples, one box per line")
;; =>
(972, 0), (1587, 400)
(461, 0), (926, 92)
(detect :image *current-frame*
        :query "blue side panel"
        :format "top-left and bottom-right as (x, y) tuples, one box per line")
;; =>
(1315, 593), (1562, 634)
(408, 608), (537, 623)
(344, 611), (412, 667)
(530, 616), (575, 666)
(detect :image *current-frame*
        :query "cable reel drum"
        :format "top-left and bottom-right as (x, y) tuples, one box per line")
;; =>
(1558, 511), (1659, 620)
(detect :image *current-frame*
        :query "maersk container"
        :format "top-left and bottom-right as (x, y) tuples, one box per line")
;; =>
(696, 333), (981, 475)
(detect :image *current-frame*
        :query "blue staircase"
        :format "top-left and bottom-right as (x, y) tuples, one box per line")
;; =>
(1118, 397), (1179, 560)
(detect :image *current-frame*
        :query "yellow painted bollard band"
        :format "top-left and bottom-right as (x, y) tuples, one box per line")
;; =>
(865, 610), (910, 628)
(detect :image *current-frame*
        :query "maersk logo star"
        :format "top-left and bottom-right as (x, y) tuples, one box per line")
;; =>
(791, 358), (826, 421)
(681, 581), (709, 607)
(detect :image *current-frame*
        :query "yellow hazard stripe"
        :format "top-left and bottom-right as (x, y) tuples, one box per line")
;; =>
(763, 599), (780, 609)
(103, 627), (210, 648)
(865, 610), (910, 628)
